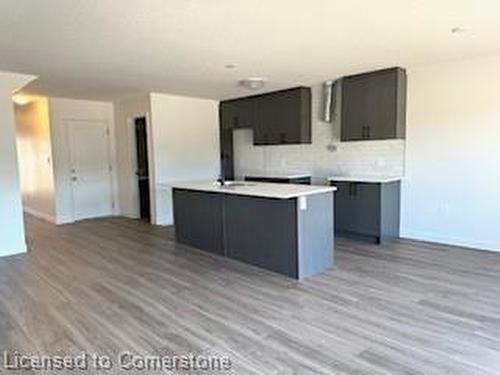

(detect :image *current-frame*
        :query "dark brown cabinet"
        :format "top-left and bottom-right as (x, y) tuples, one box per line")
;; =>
(221, 98), (256, 129)
(172, 189), (224, 255)
(253, 87), (311, 145)
(330, 180), (401, 244)
(341, 67), (406, 141)
(219, 87), (311, 179)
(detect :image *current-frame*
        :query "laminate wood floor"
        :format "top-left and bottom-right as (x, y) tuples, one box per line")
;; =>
(1, 215), (500, 374)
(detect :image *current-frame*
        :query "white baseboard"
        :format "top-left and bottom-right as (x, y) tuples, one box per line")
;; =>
(0, 243), (27, 258)
(23, 207), (56, 224)
(122, 213), (141, 219)
(401, 230), (500, 253)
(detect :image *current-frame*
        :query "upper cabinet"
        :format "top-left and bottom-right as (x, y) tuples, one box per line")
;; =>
(341, 67), (407, 142)
(253, 87), (311, 145)
(220, 87), (312, 146)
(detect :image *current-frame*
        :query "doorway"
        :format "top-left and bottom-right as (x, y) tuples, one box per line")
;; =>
(68, 120), (114, 221)
(134, 117), (151, 221)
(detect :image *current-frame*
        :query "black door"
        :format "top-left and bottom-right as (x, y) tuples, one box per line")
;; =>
(135, 117), (150, 220)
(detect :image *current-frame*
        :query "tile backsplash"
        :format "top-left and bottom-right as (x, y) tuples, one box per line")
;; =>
(233, 84), (405, 184)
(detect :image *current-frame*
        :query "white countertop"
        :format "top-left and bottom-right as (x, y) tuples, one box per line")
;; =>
(327, 176), (402, 183)
(243, 170), (311, 179)
(168, 181), (336, 199)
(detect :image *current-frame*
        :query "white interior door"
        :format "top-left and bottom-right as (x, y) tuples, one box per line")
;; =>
(68, 120), (113, 221)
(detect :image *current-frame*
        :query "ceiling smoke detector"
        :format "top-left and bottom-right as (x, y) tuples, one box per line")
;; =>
(239, 77), (267, 90)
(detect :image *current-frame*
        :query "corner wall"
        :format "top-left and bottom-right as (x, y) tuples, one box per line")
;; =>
(149, 93), (220, 225)
(15, 97), (56, 222)
(401, 55), (500, 251)
(0, 71), (37, 257)
(113, 95), (151, 218)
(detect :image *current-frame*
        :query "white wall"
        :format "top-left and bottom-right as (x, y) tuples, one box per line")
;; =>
(0, 71), (36, 257)
(15, 97), (56, 222)
(48, 98), (117, 224)
(233, 84), (405, 183)
(149, 93), (220, 225)
(113, 95), (151, 218)
(401, 56), (500, 252)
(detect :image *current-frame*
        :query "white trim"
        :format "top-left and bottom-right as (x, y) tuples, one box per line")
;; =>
(23, 207), (56, 224)
(401, 231), (500, 253)
(0, 244), (27, 258)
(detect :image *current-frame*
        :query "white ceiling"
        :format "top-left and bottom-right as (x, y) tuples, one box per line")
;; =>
(1, 0), (499, 101)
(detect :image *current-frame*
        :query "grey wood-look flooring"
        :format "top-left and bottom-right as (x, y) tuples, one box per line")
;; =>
(1, 215), (500, 374)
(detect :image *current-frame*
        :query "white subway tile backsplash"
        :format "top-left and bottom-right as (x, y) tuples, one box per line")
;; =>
(233, 84), (405, 183)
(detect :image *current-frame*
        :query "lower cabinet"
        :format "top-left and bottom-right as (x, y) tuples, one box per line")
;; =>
(172, 189), (224, 255)
(223, 194), (298, 278)
(173, 188), (297, 275)
(330, 181), (400, 243)
(172, 188), (334, 279)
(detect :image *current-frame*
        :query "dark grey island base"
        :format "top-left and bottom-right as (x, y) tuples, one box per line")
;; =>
(172, 186), (335, 280)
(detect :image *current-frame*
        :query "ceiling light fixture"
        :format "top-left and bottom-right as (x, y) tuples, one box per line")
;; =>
(451, 27), (468, 34)
(239, 77), (267, 90)
(12, 94), (31, 106)
(224, 64), (237, 69)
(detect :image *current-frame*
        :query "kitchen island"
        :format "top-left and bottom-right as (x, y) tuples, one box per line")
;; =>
(171, 181), (337, 279)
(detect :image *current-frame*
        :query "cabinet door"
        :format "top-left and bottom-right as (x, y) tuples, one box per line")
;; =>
(224, 194), (298, 278)
(253, 95), (275, 145)
(332, 182), (381, 237)
(173, 189), (224, 255)
(253, 87), (311, 145)
(274, 90), (301, 144)
(332, 182), (357, 233)
(232, 99), (255, 129)
(364, 70), (398, 140)
(341, 78), (369, 141)
(341, 68), (405, 141)
(352, 183), (381, 236)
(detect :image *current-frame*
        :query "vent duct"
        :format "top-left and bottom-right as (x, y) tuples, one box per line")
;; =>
(322, 80), (338, 123)
(323, 80), (333, 122)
